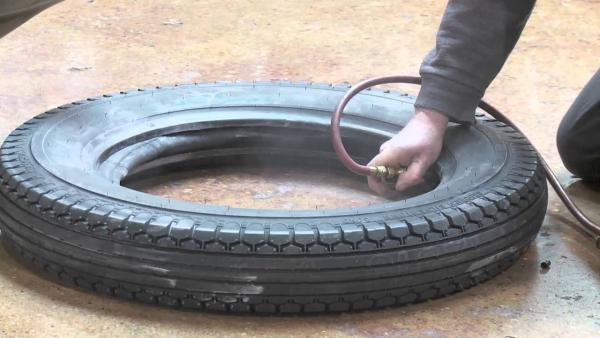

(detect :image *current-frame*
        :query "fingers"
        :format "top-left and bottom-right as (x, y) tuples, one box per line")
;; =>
(368, 146), (410, 169)
(395, 157), (429, 192)
(367, 175), (394, 197)
(367, 156), (429, 197)
(367, 147), (411, 197)
(366, 111), (446, 196)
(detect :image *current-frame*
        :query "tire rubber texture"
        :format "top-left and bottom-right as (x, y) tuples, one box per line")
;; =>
(0, 81), (547, 314)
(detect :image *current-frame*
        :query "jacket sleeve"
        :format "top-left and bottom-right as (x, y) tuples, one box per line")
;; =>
(414, 0), (535, 123)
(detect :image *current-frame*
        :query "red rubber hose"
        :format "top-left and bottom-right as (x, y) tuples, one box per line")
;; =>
(331, 75), (600, 248)
(331, 75), (422, 176)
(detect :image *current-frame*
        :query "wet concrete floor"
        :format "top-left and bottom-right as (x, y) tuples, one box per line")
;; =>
(0, 0), (599, 337)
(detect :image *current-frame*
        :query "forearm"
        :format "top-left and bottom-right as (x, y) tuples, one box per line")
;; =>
(415, 0), (535, 123)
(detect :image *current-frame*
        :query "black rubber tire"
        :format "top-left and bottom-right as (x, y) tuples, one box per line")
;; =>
(0, 81), (547, 314)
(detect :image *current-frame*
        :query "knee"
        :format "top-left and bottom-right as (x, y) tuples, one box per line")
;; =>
(556, 118), (573, 164)
(557, 118), (598, 181)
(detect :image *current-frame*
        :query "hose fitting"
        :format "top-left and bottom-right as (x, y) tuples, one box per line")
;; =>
(368, 165), (405, 180)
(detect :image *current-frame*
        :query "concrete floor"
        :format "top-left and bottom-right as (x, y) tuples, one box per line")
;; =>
(0, 0), (599, 337)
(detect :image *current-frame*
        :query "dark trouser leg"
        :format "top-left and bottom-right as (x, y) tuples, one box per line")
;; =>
(557, 68), (600, 182)
(0, 0), (62, 39)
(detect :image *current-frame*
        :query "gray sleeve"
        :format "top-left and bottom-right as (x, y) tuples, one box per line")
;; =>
(414, 0), (535, 123)
(0, 0), (63, 39)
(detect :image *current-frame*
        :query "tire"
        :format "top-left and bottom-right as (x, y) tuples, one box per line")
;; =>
(0, 81), (547, 314)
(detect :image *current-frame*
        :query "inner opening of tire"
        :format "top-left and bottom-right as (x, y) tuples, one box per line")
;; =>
(118, 124), (441, 209)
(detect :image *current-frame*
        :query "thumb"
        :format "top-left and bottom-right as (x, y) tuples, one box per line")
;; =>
(379, 139), (392, 153)
(368, 146), (411, 169)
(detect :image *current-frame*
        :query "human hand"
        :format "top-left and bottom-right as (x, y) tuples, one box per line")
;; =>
(367, 108), (449, 196)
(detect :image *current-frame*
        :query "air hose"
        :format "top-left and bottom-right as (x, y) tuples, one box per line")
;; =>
(331, 75), (600, 248)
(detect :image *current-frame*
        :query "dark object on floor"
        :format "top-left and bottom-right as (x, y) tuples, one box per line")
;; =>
(540, 260), (551, 269)
(0, 81), (547, 313)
